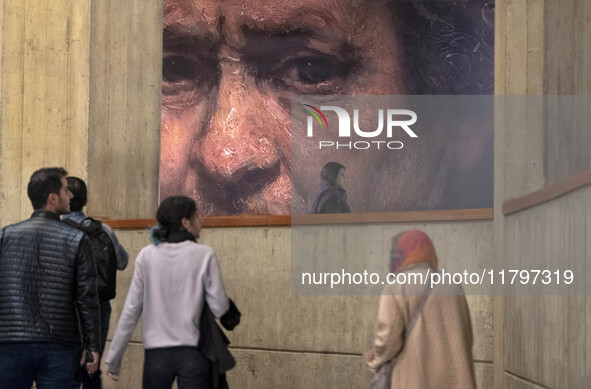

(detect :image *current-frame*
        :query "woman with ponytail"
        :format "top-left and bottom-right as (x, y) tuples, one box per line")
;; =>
(104, 196), (230, 388)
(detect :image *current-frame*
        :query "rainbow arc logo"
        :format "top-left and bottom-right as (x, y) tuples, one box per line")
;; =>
(302, 104), (328, 128)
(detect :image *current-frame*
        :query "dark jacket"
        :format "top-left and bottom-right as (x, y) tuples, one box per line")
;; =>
(317, 194), (351, 214)
(198, 299), (241, 389)
(309, 179), (351, 214)
(0, 211), (101, 351)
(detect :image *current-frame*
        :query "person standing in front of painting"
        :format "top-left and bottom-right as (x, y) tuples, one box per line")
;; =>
(104, 196), (229, 389)
(0, 167), (100, 388)
(309, 162), (351, 214)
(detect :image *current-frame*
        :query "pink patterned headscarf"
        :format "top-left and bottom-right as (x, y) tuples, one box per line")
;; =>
(389, 230), (438, 273)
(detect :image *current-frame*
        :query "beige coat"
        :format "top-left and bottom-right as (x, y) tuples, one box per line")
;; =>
(366, 263), (476, 389)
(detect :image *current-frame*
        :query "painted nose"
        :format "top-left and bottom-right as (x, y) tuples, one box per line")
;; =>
(198, 64), (281, 190)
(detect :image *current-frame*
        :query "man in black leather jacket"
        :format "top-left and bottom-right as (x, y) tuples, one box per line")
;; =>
(0, 167), (101, 388)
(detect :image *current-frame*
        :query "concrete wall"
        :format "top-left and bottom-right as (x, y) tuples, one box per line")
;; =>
(495, 0), (546, 201)
(496, 0), (591, 388)
(501, 191), (591, 389)
(87, 0), (162, 219)
(0, 0), (162, 225)
(0, 0), (91, 225)
(543, 0), (591, 185)
(103, 223), (495, 388)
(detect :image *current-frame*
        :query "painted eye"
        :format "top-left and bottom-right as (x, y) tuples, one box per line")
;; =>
(161, 53), (220, 101)
(162, 56), (199, 83)
(294, 57), (333, 84)
(271, 55), (352, 94)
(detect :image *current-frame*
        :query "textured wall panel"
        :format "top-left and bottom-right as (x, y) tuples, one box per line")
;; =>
(86, 0), (162, 219)
(503, 187), (591, 388)
(107, 224), (494, 388)
(0, 0), (90, 224)
(101, 343), (494, 389)
(544, 0), (591, 182)
(495, 0), (546, 202)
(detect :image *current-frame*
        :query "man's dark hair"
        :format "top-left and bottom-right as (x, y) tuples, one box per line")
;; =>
(67, 176), (88, 212)
(321, 162), (345, 186)
(27, 167), (68, 210)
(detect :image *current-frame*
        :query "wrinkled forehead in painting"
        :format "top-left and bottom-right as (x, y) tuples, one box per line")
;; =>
(163, 0), (406, 92)
(163, 0), (494, 96)
(164, 0), (395, 37)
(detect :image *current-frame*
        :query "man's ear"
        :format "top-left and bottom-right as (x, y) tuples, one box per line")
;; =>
(43, 193), (57, 211)
(47, 193), (57, 206)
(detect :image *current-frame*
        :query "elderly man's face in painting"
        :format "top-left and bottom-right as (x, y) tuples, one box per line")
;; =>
(161, 0), (494, 215)
(160, 0), (410, 215)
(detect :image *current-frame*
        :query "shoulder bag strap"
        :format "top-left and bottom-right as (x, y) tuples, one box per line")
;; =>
(373, 276), (435, 384)
(404, 281), (434, 340)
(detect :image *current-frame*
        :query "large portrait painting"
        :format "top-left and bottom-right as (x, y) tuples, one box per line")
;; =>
(160, 0), (495, 216)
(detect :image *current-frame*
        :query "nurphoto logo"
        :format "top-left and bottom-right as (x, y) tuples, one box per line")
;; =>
(302, 104), (418, 150)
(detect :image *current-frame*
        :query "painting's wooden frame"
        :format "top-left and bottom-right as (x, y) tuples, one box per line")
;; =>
(102, 208), (493, 229)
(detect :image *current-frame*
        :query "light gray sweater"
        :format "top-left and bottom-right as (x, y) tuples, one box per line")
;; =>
(104, 240), (229, 373)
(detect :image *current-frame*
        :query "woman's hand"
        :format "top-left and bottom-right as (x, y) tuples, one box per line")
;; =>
(364, 350), (375, 363)
(107, 371), (120, 381)
(364, 350), (378, 370)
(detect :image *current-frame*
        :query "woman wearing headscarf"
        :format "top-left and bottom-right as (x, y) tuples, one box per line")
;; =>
(309, 162), (351, 214)
(365, 230), (476, 389)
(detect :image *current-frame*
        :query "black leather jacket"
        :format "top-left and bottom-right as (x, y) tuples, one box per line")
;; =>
(0, 211), (100, 351)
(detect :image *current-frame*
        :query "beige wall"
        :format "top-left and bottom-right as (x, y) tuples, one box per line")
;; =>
(0, 0), (91, 225)
(543, 0), (591, 187)
(495, 0), (546, 201)
(104, 224), (495, 389)
(87, 0), (162, 220)
(496, 0), (591, 388)
(500, 192), (591, 389)
(0, 0), (161, 224)
(495, 0), (591, 198)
